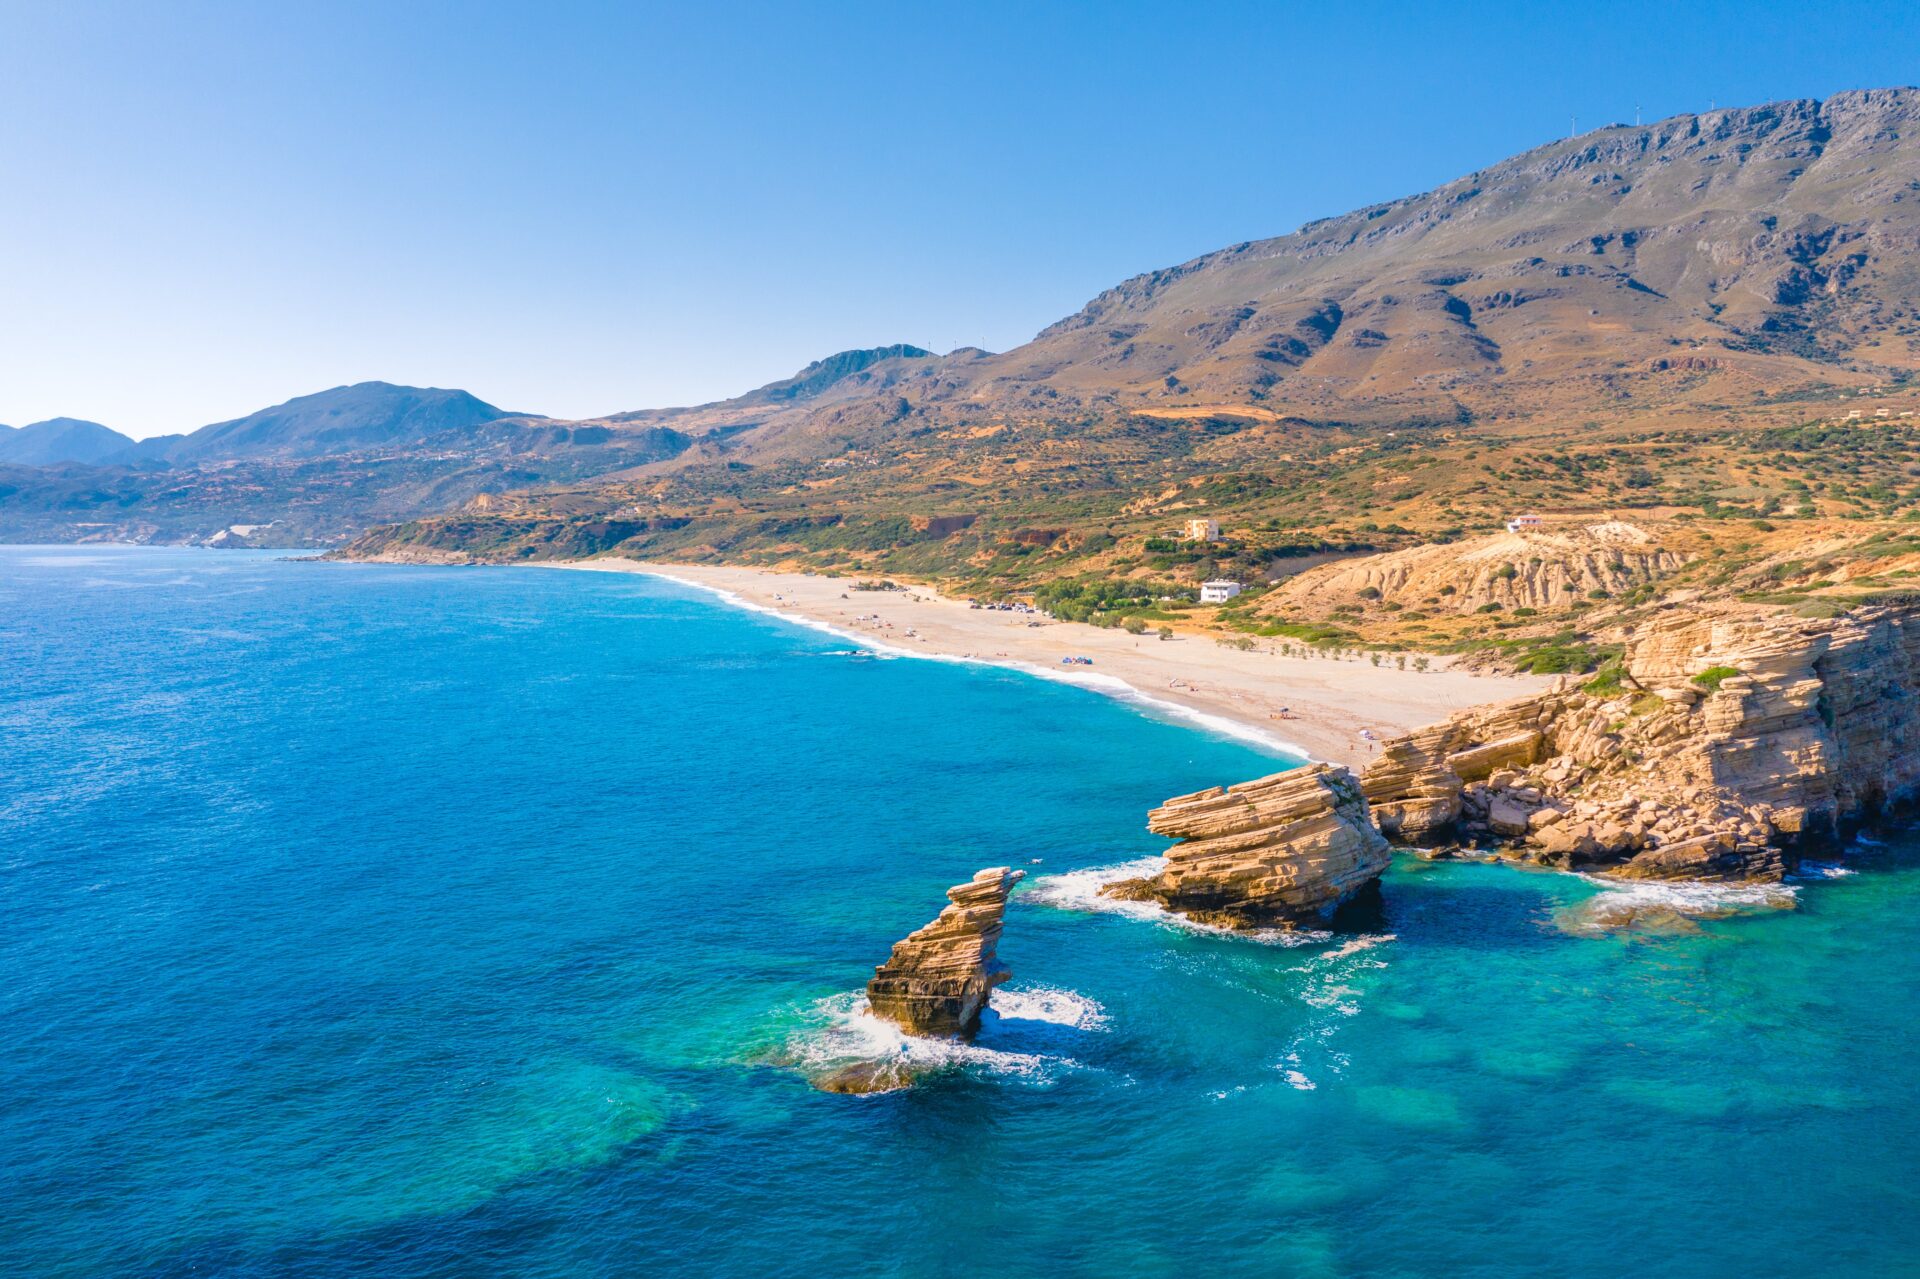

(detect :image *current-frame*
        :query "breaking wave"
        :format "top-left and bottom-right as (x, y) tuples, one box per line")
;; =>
(1556, 873), (1800, 935)
(989, 985), (1110, 1031)
(1575, 874), (1799, 912)
(778, 986), (1109, 1093)
(1023, 858), (1330, 947)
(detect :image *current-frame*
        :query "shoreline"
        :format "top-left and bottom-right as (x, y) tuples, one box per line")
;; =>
(548, 558), (1555, 767)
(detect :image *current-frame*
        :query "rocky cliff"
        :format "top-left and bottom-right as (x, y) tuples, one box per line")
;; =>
(866, 867), (1024, 1038)
(1106, 764), (1391, 929)
(1265, 521), (1688, 617)
(1362, 602), (1920, 878)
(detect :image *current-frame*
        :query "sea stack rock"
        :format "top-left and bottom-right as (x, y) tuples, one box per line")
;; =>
(867, 867), (1024, 1039)
(1107, 764), (1392, 930)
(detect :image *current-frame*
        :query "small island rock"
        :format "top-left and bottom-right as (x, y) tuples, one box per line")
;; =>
(866, 867), (1024, 1038)
(1106, 763), (1391, 930)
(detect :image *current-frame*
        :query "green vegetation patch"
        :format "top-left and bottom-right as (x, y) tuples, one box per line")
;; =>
(1690, 665), (1741, 692)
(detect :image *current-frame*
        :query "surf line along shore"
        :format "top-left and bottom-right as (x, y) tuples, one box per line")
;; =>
(544, 559), (1552, 768)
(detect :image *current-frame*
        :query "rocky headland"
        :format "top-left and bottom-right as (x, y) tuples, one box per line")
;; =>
(1105, 763), (1392, 929)
(1362, 603), (1920, 879)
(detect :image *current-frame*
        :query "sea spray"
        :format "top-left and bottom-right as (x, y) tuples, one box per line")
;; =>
(776, 988), (1108, 1092)
(1024, 857), (1331, 946)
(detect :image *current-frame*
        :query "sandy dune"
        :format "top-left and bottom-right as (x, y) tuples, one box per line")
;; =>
(556, 559), (1554, 767)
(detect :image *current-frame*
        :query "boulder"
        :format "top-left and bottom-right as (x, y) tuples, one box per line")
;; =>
(1487, 795), (1535, 837)
(1445, 731), (1544, 781)
(1107, 764), (1391, 930)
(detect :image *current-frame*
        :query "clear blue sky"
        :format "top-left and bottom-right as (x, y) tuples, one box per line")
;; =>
(4, 0), (1917, 437)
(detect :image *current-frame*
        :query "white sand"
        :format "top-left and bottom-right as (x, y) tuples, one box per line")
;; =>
(555, 559), (1554, 767)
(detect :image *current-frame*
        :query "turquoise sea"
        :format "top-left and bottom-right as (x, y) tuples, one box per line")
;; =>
(3, 545), (1917, 1277)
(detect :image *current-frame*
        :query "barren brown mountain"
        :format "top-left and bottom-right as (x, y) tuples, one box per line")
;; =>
(583, 86), (1920, 463)
(345, 90), (1920, 614)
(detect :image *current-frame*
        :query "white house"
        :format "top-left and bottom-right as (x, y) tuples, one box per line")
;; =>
(1183, 517), (1222, 543)
(1200, 579), (1243, 604)
(1506, 513), (1544, 533)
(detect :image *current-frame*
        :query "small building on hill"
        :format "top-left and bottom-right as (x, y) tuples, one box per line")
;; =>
(1506, 513), (1544, 533)
(1184, 517), (1221, 543)
(1200, 579), (1243, 604)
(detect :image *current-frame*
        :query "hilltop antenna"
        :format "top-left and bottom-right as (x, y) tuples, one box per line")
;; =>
(1570, 114), (1577, 138)
(1635, 102), (1642, 126)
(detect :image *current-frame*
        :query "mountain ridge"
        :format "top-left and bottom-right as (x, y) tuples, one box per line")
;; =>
(335, 85), (1920, 657)
(142, 382), (529, 463)
(0, 418), (137, 467)
(19, 87), (1920, 560)
(536, 86), (1920, 474)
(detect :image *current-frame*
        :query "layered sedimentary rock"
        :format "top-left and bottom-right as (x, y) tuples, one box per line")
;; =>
(866, 867), (1023, 1039)
(1267, 521), (1687, 617)
(1362, 603), (1920, 880)
(1107, 764), (1391, 929)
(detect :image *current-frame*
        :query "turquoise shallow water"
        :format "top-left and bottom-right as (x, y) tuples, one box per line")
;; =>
(3, 546), (1918, 1278)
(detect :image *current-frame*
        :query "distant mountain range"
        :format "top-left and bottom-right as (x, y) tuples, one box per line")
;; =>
(2, 383), (531, 468)
(0, 356), (953, 544)
(338, 86), (1920, 578)
(0, 418), (136, 466)
(15, 87), (1920, 552)
(485, 87), (1920, 474)
(139, 383), (530, 464)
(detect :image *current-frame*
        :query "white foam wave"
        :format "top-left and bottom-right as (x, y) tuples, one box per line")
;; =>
(1275, 1021), (1353, 1092)
(1575, 874), (1799, 913)
(785, 991), (1093, 1089)
(989, 985), (1109, 1030)
(642, 571), (927, 657)
(1018, 666), (1312, 759)
(1311, 934), (1396, 963)
(1022, 858), (1329, 946)
(1271, 934), (1394, 1088)
(1793, 861), (1857, 880)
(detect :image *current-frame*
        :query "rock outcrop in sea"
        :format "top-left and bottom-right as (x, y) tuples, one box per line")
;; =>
(1105, 763), (1392, 929)
(866, 867), (1024, 1038)
(1363, 604), (1920, 879)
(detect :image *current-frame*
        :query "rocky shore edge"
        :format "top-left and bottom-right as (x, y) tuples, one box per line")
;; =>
(1089, 602), (1920, 941)
(1361, 602), (1920, 879)
(805, 603), (1919, 1093)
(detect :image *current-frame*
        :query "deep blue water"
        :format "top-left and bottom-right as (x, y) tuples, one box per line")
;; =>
(3, 546), (1917, 1278)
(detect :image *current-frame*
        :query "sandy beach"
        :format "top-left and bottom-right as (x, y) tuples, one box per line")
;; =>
(554, 559), (1553, 767)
